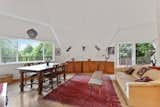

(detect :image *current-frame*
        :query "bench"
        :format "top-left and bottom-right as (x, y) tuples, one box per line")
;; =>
(88, 71), (103, 96)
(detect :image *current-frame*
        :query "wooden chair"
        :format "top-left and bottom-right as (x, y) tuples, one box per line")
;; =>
(56, 63), (66, 84)
(43, 66), (59, 89)
(23, 63), (38, 89)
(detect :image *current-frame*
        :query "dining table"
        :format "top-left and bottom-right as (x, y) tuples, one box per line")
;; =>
(16, 62), (60, 95)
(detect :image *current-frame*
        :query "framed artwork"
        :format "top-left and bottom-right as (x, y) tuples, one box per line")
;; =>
(108, 47), (115, 55)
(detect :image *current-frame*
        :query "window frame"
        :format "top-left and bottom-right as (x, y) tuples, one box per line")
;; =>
(135, 42), (154, 65)
(117, 42), (134, 67)
(117, 41), (155, 67)
(0, 38), (55, 65)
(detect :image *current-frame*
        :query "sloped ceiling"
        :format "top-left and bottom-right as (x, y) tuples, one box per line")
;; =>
(0, 14), (53, 41)
(0, 0), (158, 61)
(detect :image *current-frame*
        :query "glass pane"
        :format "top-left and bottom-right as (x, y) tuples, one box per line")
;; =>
(44, 42), (54, 60)
(18, 39), (43, 61)
(0, 39), (17, 63)
(119, 43), (132, 65)
(136, 43), (154, 64)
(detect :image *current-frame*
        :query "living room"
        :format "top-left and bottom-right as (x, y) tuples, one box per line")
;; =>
(0, 0), (159, 107)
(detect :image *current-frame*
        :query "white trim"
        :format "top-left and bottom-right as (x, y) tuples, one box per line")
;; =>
(0, 48), (1, 63)
(42, 42), (45, 60)
(132, 43), (136, 65)
(0, 60), (56, 66)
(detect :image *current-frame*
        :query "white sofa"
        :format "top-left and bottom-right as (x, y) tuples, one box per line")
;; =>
(115, 65), (160, 107)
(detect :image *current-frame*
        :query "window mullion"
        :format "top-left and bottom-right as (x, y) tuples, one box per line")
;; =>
(16, 40), (19, 63)
(43, 42), (45, 61)
(132, 43), (136, 65)
(0, 47), (1, 64)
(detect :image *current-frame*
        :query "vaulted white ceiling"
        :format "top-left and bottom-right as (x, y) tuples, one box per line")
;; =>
(0, 0), (158, 49)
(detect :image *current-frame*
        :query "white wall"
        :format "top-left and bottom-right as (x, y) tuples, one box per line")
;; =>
(0, 64), (23, 79)
(0, 0), (157, 61)
(0, 0), (158, 78)
(46, 0), (157, 62)
(155, 0), (160, 65)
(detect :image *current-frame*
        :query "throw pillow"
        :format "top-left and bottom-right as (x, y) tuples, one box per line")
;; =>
(125, 67), (135, 75)
(137, 67), (149, 77)
(135, 76), (153, 82)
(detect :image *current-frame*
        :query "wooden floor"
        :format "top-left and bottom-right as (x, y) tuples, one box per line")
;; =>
(7, 74), (128, 107)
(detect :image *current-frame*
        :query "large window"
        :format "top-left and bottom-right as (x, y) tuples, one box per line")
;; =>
(0, 39), (17, 63)
(18, 40), (43, 61)
(0, 39), (54, 64)
(119, 43), (132, 65)
(136, 43), (154, 64)
(118, 42), (155, 66)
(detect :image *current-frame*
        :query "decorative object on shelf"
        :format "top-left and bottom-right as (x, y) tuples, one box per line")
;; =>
(45, 57), (51, 66)
(88, 58), (91, 61)
(104, 54), (110, 60)
(108, 47), (115, 55)
(102, 48), (110, 60)
(66, 46), (72, 52)
(82, 46), (86, 51)
(151, 55), (156, 66)
(71, 58), (75, 61)
(55, 48), (61, 56)
(95, 45), (100, 51)
(26, 28), (38, 39)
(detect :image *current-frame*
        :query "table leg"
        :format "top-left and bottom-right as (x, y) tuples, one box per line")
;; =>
(98, 86), (101, 96)
(38, 72), (43, 95)
(89, 85), (93, 97)
(63, 73), (66, 81)
(63, 66), (66, 80)
(20, 71), (24, 92)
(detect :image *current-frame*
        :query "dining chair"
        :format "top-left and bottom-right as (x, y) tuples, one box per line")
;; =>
(56, 63), (66, 84)
(43, 66), (59, 89)
(23, 63), (38, 89)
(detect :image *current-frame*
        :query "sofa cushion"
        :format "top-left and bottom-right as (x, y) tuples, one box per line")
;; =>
(135, 76), (153, 82)
(132, 66), (143, 79)
(125, 67), (135, 75)
(137, 67), (150, 77)
(132, 65), (149, 79)
(142, 69), (160, 81)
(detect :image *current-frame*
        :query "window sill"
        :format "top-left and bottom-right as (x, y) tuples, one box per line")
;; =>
(0, 60), (55, 66)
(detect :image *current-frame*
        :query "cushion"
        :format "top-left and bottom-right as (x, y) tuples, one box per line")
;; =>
(137, 67), (149, 77)
(135, 76), (153, 82)
(132, 66), (143, 79)
(125, 67), (135, 75)
(142, 69), (160, 80)
(132, 65), (149, 79)
(150, 79), (160, 83)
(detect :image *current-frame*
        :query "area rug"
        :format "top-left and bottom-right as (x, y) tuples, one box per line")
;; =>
(44, 74), (121, 107)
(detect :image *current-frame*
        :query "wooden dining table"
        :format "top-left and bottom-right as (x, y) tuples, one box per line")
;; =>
(16, 63), (59, 95)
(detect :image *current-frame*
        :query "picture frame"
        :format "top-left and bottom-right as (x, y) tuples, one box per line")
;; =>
(107, 47), (115, 55)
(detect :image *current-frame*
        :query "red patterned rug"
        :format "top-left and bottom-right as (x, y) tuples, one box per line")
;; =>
(44, 74), (121, 107)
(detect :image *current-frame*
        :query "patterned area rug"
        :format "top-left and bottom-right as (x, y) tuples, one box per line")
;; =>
(44, 74), (121, 107)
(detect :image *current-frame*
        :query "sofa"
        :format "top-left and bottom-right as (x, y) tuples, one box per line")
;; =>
(115, 65), (160, 107)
